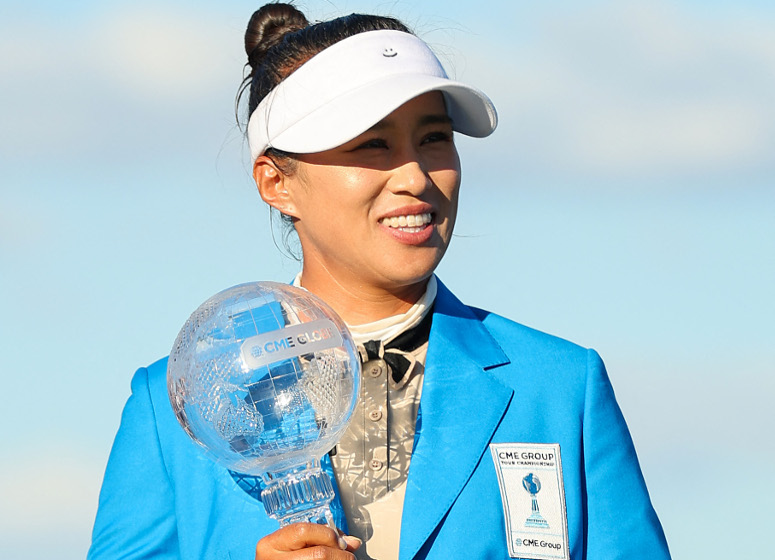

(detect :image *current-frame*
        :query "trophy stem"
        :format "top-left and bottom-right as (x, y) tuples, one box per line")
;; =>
(525, 494), (549, 528)
(261, 459), (336, 527)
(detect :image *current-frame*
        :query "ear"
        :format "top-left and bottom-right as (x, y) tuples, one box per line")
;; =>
(253, 156), (300, 218)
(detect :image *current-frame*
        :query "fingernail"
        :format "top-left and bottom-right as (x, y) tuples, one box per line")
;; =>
(344, 535), (362, 549)
(338, 535), (348, 550)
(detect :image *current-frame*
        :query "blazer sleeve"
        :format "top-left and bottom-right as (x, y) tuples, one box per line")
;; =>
(582, 350), (671, 559)
(88, 367), (180, 559)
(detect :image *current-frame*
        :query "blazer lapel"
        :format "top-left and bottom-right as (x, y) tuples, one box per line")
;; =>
(399, 280), (513, 559)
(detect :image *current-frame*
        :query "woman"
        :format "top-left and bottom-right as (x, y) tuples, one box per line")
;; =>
(89, 4), (671, 559)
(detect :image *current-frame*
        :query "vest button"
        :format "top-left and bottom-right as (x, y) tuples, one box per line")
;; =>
(368, 359), (386, 378)
(368, 409), (383, 421)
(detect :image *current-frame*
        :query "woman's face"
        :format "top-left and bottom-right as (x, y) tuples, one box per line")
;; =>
(281, 92), (461, 294)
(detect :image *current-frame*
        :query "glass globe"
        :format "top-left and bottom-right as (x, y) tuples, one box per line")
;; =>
(167, 282), (360, 526)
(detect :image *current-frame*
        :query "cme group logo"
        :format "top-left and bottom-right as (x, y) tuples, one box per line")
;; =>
(240, 318), (343, 369)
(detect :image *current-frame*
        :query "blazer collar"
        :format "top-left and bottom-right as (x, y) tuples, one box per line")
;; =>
(429, 278), (510, 370)
(399, 279), (513, 559)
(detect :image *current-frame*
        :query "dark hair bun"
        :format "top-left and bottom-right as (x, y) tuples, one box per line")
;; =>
(245, 3), (309, 72)
(237, 5), (412, 125)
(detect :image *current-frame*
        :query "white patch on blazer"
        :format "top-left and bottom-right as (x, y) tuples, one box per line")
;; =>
(490, 443), (569, 560)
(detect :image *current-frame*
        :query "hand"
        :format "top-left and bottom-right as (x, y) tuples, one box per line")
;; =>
(255, 523), (361, 559)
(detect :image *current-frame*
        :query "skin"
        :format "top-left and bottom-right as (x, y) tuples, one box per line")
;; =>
(251, 91), (461, 557)
(255, 524), (361, 559)
(254, 92), (462, 325)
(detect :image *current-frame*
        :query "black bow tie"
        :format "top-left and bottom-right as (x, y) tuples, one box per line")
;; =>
(360, 306), (434, 385)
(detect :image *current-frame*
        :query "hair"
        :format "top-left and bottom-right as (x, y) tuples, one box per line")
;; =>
(240, 3), (411, 122)
(237, 3), (412, 257)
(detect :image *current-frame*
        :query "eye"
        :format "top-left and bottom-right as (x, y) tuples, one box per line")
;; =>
(421, 131), (453, 145)
(352, 138), (389, 151)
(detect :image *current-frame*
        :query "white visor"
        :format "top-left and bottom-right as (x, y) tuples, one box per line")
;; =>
(247, 29), (497, 162)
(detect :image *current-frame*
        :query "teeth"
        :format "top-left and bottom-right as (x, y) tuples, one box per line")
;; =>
(381, 213), (432, 229)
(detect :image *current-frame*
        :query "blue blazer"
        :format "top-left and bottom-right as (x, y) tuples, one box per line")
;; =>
(89, 280), (670, 559)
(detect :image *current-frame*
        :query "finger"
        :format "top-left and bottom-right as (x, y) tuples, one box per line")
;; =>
(298, 545), (356, 559)
(259, 522), (346, 552)
(342, 535), (362, 552)
(255, 544), (355, 560)
(335, 528), (362, 552)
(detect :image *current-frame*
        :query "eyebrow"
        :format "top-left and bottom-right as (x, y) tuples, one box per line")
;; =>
(420, 114), (454, 127)
(366, 113), (453, 132)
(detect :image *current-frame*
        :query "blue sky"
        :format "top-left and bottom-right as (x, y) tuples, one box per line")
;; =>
(1, 1), (773, 558)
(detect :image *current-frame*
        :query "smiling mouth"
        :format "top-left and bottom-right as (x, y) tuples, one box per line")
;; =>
(379, 212), (433, 232)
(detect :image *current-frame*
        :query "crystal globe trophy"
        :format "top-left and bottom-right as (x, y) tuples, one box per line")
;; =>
(167, 282), (360, 526)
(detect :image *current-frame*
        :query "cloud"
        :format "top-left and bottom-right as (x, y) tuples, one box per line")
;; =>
(0, 445), (104, 558)
(0, 5), (238, 163)
(0, 5), (236, 99)
(3, 1), (774, 179)
(87, 7), (237, 101)
(465, 1), (775, 180)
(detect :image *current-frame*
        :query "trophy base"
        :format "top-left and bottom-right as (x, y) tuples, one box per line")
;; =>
(525, 513), (549, 528)
(261, 460), (336, 527)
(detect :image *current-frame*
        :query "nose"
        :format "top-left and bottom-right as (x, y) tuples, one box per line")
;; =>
(387, 151), (432, 196)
